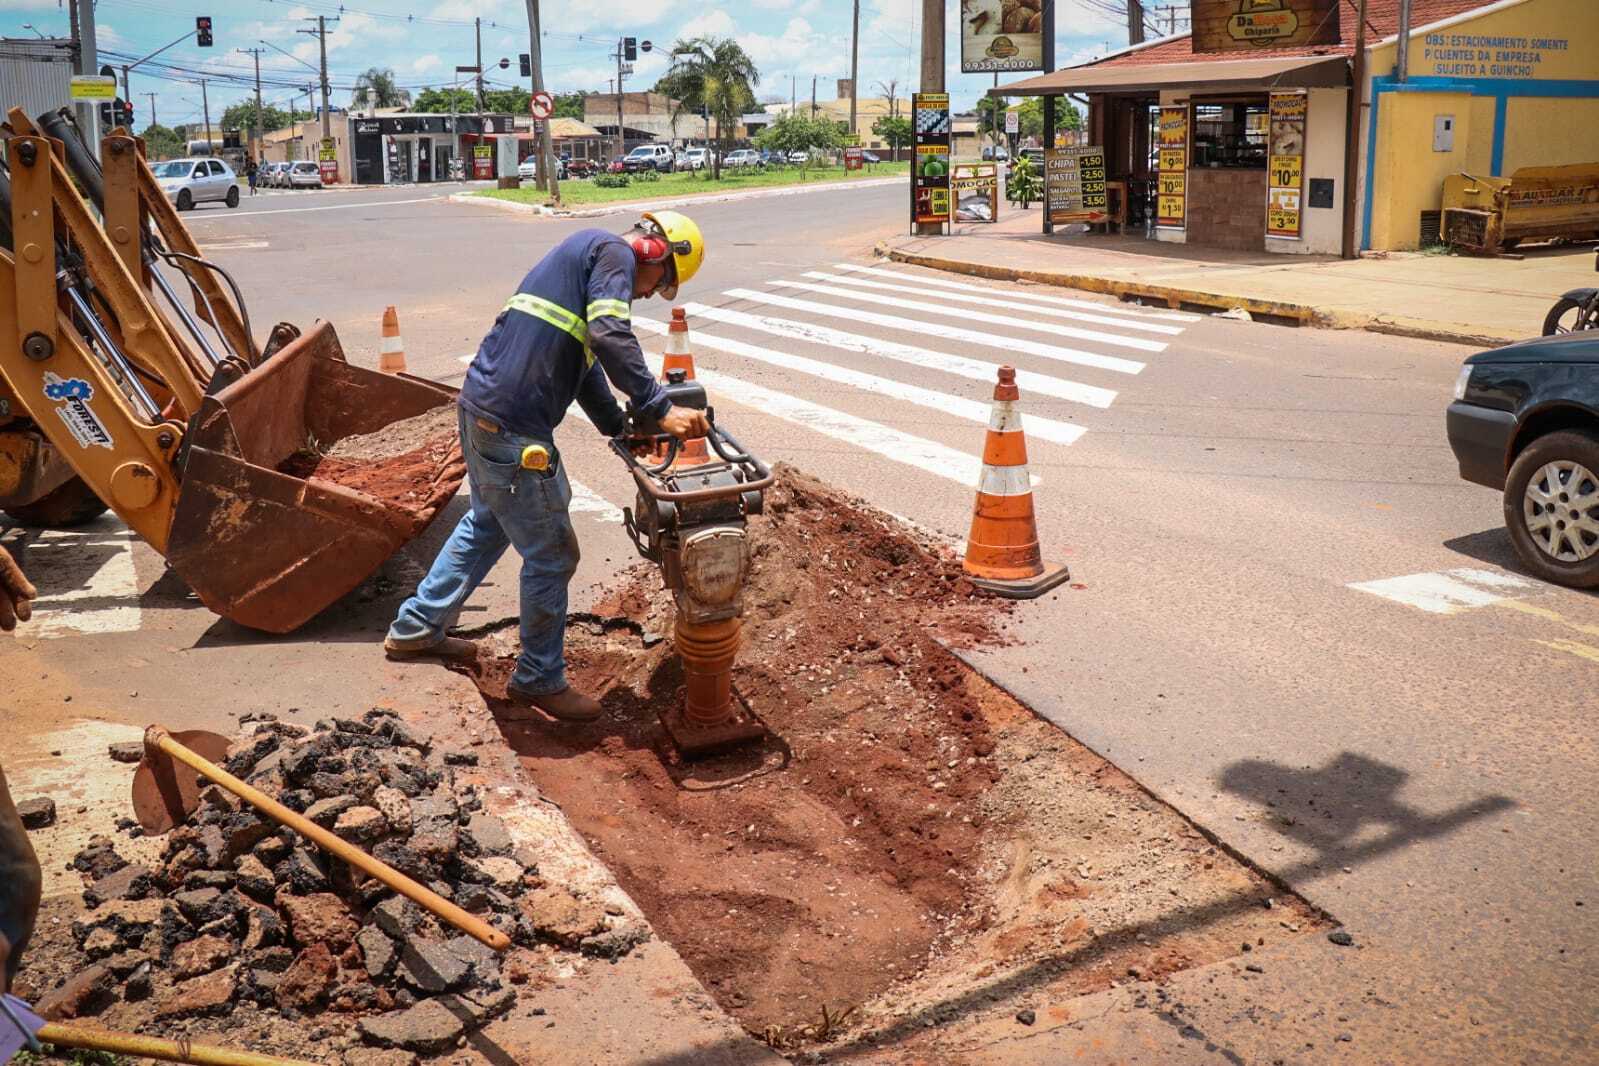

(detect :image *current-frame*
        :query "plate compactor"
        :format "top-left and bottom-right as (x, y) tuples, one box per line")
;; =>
(612, 369), (776, 757)
(0, 108), (464, 631)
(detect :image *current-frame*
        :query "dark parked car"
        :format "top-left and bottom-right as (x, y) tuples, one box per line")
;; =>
(1447, 331), (1599, 586)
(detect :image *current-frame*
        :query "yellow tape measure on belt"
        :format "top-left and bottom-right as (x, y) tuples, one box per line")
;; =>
(519, 444), (551, 471)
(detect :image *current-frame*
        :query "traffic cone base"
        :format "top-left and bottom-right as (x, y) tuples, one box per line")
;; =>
(963, 365), (1070, 599)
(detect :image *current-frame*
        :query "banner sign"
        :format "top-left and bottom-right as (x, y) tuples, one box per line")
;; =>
(1192, 0), (1340, 53)
(1045, 145), (1107, 225)
(844, 145), (864, 171)
(961, 0), (1044, 73)
(1005, 109), (1019, 135)
(953, 163), (1000, 223)
(472, 143), (494, 180)
(317, 139), (337, 183)
(911, 92), (952, 225)
(1266, 91), (1307, 238)
(1156, 106), (1188, 229)
(69, 75), (117, 100)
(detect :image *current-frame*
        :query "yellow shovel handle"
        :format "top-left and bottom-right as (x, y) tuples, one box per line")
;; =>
(36, 1022), (322, 1065)
(147, 726), (510, 951)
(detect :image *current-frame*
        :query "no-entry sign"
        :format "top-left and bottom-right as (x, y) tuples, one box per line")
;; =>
(530, 91), (554, 119)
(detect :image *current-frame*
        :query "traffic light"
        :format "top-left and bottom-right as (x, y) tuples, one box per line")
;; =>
(118, 100), (133, 128)
(623, 37), (637, 61)
(98, 100), (113, 128)
(519, 53), (531, 78)
(196, 16), (213, 47)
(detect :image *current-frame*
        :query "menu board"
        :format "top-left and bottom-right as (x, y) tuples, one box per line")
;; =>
(953, 163), (1000, 223)
(1156, 106), (1188, 229)
(1266, 91), (1307, 239)
(911, 92), (952, 226)
(1045, 146), (1108, 225)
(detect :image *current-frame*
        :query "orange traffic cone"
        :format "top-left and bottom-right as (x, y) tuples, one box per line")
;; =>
(962, 366), (1070, 599)
(379, 305), (406, 374)
(659, 307), (710, 469)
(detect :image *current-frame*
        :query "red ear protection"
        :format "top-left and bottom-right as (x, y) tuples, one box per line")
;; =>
(628, 232), (671, 265)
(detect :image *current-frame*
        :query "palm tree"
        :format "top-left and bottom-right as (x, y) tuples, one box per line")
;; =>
(351, 67), (409, 113)
(664, 36), (758, 180)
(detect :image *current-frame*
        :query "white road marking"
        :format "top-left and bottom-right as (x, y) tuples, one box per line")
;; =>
(680, 302), (1117, 409)
(568, 478), (623, 522)
(802, 270), (1185, 335)
(24, 524), (142, 638)
(188, 195), (445, 220)
(1347, 568), (1538, 614)
(833, 263), (1202, 322)
(724, 288), (1145, 376)
(634, 316), (1086, 446)
(768, 278), (1168, 353)
(200, 239), (270, 250)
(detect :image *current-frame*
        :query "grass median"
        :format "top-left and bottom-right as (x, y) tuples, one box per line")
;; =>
(476, 161), (909, 208)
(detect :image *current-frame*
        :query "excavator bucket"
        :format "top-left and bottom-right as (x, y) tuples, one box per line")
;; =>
(165, 322), (465, 633)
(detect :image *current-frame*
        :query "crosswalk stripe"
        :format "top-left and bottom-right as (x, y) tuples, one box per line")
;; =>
(568, 478), (623, 521)
(634, 316), (1086, 446)
(768, 278), (1168, 353)
(832, 263), (1201, 322)
(803, 270), (1184, 335)
(724, 288), (1145, 376)
(680, 302), (1116, 409)
(24, 526), (142, 638)
(1348, 568), (1536, 614)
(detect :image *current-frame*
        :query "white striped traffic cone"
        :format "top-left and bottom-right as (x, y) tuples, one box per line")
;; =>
(962, 365), (1070, 599)
(379, 305), (407, 374)
(660, 307), (710, 469)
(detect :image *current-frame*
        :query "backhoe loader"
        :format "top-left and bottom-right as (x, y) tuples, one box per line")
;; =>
(0, 107), (465, 632)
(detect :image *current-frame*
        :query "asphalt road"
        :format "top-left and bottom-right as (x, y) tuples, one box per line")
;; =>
(4, 177), (1595, 1063)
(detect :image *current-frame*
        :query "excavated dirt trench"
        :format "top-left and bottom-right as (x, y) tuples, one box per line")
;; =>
(454, 467), (1324, 1046)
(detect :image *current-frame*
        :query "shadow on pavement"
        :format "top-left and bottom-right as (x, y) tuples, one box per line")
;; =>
(622, 751), (1513, 1065)
(1445, 528), (1599, 599)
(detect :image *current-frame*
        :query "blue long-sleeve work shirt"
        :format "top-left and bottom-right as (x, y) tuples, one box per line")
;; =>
(459, 229), (670, 440)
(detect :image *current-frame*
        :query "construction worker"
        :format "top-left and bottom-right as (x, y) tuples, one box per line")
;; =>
(0, 544), (41, 997)
(386, 212), (710, 724)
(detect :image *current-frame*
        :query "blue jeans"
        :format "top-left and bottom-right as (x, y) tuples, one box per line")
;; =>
(388, 407), (579, 694)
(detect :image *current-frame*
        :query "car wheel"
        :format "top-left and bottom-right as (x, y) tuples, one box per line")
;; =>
(225, 185), (240, 207)
(1543, 297), (1593, 335)
(176, 189), (193, 211)
(1503, 429), (1599, 587)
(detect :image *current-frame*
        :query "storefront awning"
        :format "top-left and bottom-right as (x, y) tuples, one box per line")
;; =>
(991, 54), (1348, 97)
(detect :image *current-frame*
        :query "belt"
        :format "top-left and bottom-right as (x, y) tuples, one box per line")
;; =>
(474, 416), (501, 435)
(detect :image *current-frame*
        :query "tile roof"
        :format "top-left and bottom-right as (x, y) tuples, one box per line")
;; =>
(1093, 0), (1501, 66)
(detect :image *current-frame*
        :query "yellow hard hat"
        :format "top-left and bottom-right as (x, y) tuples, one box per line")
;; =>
(642, 209), (704, 297)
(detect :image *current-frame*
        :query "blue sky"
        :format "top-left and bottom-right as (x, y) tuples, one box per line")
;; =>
(4, 1), (1168, 130)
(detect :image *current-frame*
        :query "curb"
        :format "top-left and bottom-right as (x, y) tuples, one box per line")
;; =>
(875, 242), (1515, 348)
(456, 175), (908, 220)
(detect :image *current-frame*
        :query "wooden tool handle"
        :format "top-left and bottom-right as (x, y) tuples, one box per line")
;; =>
(37, 1022), (322, 1065)
(149, 727), (511, 951)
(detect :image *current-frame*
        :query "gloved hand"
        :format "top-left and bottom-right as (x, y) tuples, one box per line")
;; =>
(658, 405), (710, 442)
(0, 547), (35, 633)
(0, 768), (41, 997)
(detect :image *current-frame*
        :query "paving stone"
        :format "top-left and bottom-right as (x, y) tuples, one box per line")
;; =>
(108, 741), (145, 763)
(436, 985), (516, 1030)
(464, 856), (524, 889)
(174, 887), (230, 925)
(83, 863), (155, 908)
(71, 837), (127, 879)
(277, 847), (329, 893)
(460, 813), (514, 858)
(334, 805), (387, 842)
(408, 793), (458, 832)
(81, 926), (124, 960)
(224, 734), (280, 777)
(221, 810), (277, 860)
(381, 718), (433, 751)
(277, 890), (358, 949)
(357, 924), (397, 979)
(181, 870), (235, 892)
(172, 934), (235, 979)
(253, 834), (292, 866)
(306, 794), (358, 828)
(235, 853), (276, 901)
(17, 797), (55, 828)
(396, 937), (469, 993)
(154, 969), (238, 1020)
(357, 999), (464, 1055)
(372, 786), (412, 835)
(371, 896), (426, 940)
(275, 943), (339, 1012)
(36, 963), (116, 1020)
(518, 885), (607, 949)
(372, 840), (440, 883)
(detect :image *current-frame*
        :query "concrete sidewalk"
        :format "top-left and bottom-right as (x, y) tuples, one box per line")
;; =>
(880, 209), (1596, 346)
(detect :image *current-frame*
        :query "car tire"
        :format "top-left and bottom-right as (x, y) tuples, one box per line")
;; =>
(2, 475), (109, 528)
(1503, 428), (1599, 588)
(225, 185), (240, 208)
(176, 189), (193, 211)
(1542, 297), (1592, 336)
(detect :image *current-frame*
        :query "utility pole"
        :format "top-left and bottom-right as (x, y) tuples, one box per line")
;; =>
(200, 78), (212, 151)
(1395, 0), (1412, 82)
(72, 0), (100, 150)
(475, 18), (486, 115)
(524, 0), (560, 204)
(1168, 7), (1177, 35)
(849, 0), (860, 140)
(791, 75), (796, 113)
(298, 15), (339, 142)
(810, 76), (817, 118)
(1127, 0), (1145, 45)
(143, 91), (157, 130)
(236, 47), (266, 159)
(614, 39), (625, 160)
(1341, 0), (1370, 258)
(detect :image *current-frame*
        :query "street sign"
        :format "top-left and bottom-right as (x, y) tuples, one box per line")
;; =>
(70, 75), (117, 100)
(530, 91), (554, 120)
(1005, 110), (1019, 135)
(844, 146), (863, 171)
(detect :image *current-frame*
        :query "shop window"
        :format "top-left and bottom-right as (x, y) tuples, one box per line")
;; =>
(1192, 99), (1268, 169)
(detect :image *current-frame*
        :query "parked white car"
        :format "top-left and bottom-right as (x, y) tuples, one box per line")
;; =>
(518, 156), (538, 181)
(723, 149), (760, 168)
(684, 147), (709, 171)
(152, 157), (239, 210)
(267, 161), (293, 187)
(287, 161), (323, 188)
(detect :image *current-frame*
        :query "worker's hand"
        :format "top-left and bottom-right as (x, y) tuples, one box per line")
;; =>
(0, 546), (35, 633)
(658, 405), (710, 442)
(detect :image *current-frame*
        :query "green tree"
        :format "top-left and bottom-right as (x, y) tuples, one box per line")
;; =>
(872, 114), (911, 158)
(1014, 97), (1081, 142)
(412, 86), (475, 114)
(484, 87), (530, 115)
(140, 123), (184, 160)
(351, 67), (409, 111)
(553, 92), (588, 120)
(221, 102), (293, 137)
(755, 113), (841, 167)
(663, 35), (759, 180)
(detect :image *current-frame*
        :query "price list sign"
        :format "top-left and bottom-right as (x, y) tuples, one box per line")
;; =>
(1156, 106), (1188, 229)
(1266, 91), (1307, 238)
(1045, 145), (1108, 225)
(911, 92), (953, 225)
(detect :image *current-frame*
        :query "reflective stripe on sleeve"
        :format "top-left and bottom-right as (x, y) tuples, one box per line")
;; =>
(586, 298), (631, 321)
(504, 293), (589, 345)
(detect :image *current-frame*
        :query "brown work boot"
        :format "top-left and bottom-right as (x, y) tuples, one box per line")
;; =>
(383, 635), (478, 662)
(507, 683), (603, 722)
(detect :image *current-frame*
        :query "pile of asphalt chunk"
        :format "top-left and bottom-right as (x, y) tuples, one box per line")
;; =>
(46, 710), (627, 1056)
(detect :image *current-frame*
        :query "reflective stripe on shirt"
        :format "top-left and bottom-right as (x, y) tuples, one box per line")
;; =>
(504, 293), (589, 346)
(586, 298), (631, 321)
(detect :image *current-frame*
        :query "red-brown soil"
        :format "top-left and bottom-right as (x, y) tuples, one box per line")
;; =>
(279, 431), (459, 534)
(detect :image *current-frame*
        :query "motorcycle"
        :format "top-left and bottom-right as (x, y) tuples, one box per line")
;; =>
(1542, 246), (1599, 335)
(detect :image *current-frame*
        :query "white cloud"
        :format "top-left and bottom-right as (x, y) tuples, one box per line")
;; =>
(676, 10), (737, 40)
(412, 54), (443, 74)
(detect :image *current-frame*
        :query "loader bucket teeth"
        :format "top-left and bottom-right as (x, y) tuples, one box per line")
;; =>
(165, 322), (465, 633)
